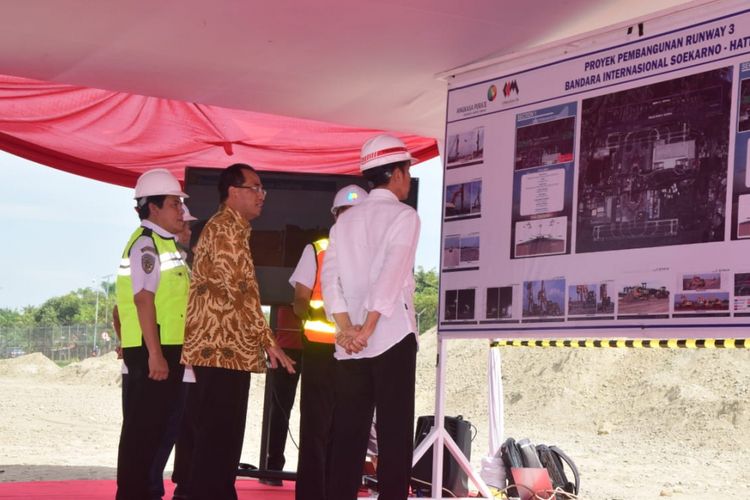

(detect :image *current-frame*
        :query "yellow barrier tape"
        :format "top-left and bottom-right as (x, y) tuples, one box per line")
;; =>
(489, 339), (749, 348)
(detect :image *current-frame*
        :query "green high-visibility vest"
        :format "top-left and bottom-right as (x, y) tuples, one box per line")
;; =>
(115, 226), (189, 348)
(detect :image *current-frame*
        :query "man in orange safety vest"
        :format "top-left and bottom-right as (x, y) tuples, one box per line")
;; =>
(290, 184), (368, 500)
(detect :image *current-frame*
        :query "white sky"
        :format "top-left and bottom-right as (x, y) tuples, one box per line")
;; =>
(0, 151), (443, 309)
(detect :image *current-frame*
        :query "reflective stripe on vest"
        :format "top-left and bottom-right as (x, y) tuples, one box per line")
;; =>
(117, 251), (184, 275)
(303, 238), (336, 344)
(115, 226), (190, 348)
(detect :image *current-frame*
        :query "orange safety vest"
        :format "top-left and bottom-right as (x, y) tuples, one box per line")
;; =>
(303, 238), (336, 344)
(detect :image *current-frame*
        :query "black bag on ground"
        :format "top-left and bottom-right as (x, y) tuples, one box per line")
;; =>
(500, 437), (524, 471)
(499, 437), (523, 483)
(500, 438), (580, 499)
(536, 444), (579, 497)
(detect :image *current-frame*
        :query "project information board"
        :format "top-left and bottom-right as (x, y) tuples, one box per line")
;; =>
(439, 3), (750, 339)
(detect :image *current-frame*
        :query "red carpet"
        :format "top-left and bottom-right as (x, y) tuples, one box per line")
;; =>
(0, 479), (295, 499)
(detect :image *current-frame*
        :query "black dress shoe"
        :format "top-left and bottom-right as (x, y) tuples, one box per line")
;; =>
(259, 478), (283, 487)
(172, 483), (188, 499)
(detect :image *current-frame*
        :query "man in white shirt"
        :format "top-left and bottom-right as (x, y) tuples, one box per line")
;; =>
(321, 135), (420, 500)
(290, 184), (367, 500)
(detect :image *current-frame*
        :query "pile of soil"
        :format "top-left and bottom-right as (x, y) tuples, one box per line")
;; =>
(57, 352), (122, 387)
(414, 330), (750, 498)
(0, 352), (60, 378)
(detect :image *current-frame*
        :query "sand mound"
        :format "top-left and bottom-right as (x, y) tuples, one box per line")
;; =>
(415, 329), (750, 460)
(0, 352), (60, 377)
(57, 352), (123, 386)
(496, 346), (750, 445)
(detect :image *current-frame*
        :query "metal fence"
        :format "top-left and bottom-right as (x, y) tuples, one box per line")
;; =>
(0, 323), (118, 361)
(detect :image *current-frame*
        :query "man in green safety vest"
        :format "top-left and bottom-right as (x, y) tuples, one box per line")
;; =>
(114, 168), (190, 500)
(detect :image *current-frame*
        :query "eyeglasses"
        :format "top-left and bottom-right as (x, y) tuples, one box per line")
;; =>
(234, 184), (267, 196)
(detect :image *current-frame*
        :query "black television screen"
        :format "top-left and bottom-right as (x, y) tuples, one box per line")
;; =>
(184, 167), (419, 305)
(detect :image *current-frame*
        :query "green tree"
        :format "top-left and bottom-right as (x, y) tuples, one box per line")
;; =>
(0, 306), (37, 327)
(0, 308), (22, 327)
(19, 306), (38, 326)
(2, 279), (115, 330)
(71, 287), (99, 324)
(34, 294), (81, 326)
(413, 267), (438, 334)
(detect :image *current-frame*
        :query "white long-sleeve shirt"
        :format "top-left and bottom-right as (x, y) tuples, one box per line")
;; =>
(321, 188), (420, 359)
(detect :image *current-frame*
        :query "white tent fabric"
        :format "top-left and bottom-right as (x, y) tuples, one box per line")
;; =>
(488, 345), (505, 456)
(478, 344), (507, 489)
(0, 0), (698, 140)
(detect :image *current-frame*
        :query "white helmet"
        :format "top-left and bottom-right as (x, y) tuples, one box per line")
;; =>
(182, 204), (198, 221)
(360, 134), (417, 172)
(134, 168), (188, 199)
(332, 184), (368, 214)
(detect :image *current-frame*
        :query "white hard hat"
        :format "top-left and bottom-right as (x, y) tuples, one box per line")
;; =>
(332, 184), (368, 214)
(134, 168), (188, 199)
(182, 204), (198, 221)
(360, 134), (417, 172)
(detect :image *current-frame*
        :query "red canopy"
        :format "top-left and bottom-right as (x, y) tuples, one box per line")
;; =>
(0, 75), (438, 187)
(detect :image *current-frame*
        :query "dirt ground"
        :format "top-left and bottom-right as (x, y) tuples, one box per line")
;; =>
(1, 330), (748, 499)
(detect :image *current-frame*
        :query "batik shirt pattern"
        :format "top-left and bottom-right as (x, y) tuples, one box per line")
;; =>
(181, 204), (274, 372)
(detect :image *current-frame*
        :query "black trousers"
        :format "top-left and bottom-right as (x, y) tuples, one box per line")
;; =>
(327, 333), (417, 500)
(184, 365), (251, 500)
(296, 339), (336, 500)
(265, 347), (302, 470)
(116, 344), (184, 500)
(171, 383), (193, 498)
(148, 381), (189, 497)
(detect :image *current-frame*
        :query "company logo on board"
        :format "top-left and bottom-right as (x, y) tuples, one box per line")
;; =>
(503, 80), (519, 97)
(487, 84), (498, 101)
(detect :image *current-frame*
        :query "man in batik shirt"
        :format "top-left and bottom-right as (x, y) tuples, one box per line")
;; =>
(181, 163), (295, 500)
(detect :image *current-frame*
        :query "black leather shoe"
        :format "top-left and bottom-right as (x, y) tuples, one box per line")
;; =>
(172, 483), (188, 499)
(259, 478), (283, 487)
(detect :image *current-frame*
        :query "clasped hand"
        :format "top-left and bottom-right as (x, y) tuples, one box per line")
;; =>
(336, 325), (370, 354)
